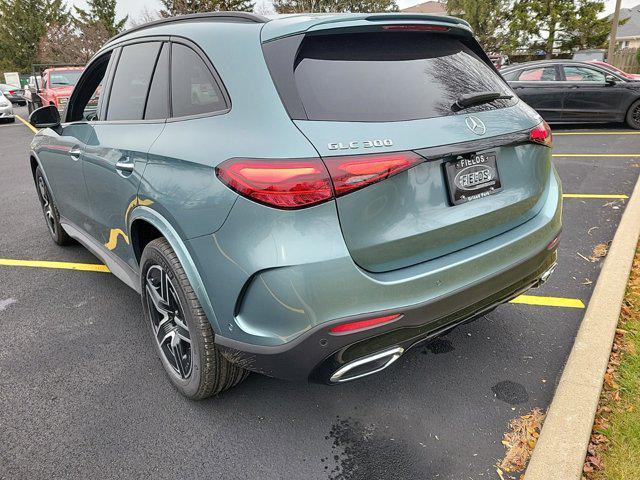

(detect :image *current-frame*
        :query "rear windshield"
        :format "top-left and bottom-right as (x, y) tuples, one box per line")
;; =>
(287, 32), (514, 122)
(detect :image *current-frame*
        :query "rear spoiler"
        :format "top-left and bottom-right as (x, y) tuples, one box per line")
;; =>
(260, 13), (472, 43)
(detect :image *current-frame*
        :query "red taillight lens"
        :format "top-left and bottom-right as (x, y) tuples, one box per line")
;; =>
(382, 24), (450, 32)
(530, 121), (552, 147)
(330, 314), (401, 334)
(324, 151), (424, 197)
(217, 151), (424, 209)
(215, 158), (332, 209)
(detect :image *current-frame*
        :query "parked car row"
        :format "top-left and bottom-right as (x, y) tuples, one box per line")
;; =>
(0, 90), (15, 122)
(501, 60), (640, 128)
(0, 83), (26, 106)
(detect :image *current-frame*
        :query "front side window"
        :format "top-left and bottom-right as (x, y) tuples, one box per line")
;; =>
(171, 43), (226, 118)
(65, 52), (112, 122)
(516, 67), (557, 81)
(107, 42), (162, 121)
(563, 66), (606, 82)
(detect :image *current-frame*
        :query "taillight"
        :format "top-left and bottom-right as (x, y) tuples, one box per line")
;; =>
(8, 90), (15, 95)
(382, 24), (450, 32)
(324, 151), (424, 197)
(216, 151), (424, 209)
(329, 314), (402, 335)
(215, 158), (332, 209)
(530, 121), (552, 147)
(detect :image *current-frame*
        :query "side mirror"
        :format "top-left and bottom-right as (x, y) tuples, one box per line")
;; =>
(29, 105), (60, 129)
(605, 74), (617, 85)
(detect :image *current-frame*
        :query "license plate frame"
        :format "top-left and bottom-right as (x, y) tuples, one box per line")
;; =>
(444, 151), (502, 206)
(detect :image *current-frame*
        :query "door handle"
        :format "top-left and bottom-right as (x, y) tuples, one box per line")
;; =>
(115, 159), (134, 173)
(69, 147), (81, 160)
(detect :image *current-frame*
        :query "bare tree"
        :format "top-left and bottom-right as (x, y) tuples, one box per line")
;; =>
(128, 6), (161, 27)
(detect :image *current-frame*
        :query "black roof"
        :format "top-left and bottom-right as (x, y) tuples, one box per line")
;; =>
(109, 12), (269, 43)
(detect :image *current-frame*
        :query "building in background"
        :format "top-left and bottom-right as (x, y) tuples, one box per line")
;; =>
(400, 1), (446, 14)
(615, 4), (640, 49)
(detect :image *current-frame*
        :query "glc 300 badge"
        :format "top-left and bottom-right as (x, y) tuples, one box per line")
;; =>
(327, 139), (393, 150)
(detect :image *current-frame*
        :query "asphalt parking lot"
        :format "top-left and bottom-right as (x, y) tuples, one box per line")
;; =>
(1, 104), (639, 480)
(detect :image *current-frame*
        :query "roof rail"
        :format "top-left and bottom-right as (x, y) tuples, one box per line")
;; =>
(108, 12), (269, 43)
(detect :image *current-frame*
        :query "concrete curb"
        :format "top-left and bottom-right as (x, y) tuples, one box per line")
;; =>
(525, 173), (640, 480)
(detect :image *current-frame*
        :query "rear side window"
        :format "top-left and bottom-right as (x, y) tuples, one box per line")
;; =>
(107, 42), (161, 121)
(562, 66), (605, 82)
(144, 43), (170, 120)
(515, 67), (557, 81)
(171, 43), (226, 117)
(287, 32), (514, 122)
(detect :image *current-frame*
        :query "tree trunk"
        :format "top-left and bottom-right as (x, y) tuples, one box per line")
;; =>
(546, 22), (556, 59)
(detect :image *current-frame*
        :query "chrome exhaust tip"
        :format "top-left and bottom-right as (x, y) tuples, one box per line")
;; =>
(536, 262), (558, 287)
(330, 346), (404, 384)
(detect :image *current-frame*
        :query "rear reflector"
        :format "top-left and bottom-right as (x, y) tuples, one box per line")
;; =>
(215, 158), (332, 209)
(330, 314), (402, 334)
(382, 24), (450, 32)
(324, 151), (424, 197)
(216, 151), (424, 209)
(546, 234), (560, 250)
(530, 121), (552, 147)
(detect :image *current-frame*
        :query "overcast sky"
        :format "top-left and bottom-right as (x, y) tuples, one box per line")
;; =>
(69, 0), (640, 25)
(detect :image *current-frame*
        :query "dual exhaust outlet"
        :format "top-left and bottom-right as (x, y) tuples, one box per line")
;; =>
(330, 346), (404, 383)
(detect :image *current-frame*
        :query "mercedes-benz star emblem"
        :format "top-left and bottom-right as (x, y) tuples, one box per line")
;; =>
(465, 116), (486, 136)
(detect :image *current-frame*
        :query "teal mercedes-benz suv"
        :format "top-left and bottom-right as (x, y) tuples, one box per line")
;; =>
(28, 12), (561, 399)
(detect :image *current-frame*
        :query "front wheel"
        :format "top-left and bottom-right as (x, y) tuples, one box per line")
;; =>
(140, 238), (248, 399)
(34, 167), (71, 245)
(626, 99), (640, 130)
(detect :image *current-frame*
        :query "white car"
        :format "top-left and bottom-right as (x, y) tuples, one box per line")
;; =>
(0, 91), (14, 123)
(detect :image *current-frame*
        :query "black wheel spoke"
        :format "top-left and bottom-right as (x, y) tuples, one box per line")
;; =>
(146, 264), (192, 380)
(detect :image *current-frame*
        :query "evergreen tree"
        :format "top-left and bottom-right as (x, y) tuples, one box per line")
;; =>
(273, 0), (397, 14)
(510, 0), (610, 58)
(0, 0), (69, 72)
(160, 0), (255, 16)
(74, 0), (128, 38)
(445, 0), (514, 53)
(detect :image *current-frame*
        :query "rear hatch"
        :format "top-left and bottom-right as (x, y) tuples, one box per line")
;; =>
(263, 19), (549, 273)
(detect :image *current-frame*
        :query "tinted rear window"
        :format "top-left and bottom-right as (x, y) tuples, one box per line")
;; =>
(290, 32), (514, 122)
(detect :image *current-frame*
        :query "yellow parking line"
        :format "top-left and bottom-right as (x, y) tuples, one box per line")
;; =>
(0, 258), (109, 272)
(510, 295), (585, 309)
(553, 153), (640, 157)
(554, 131), (640, 136)
(14, 115), (38, 134)
(563, 193), (628, 199)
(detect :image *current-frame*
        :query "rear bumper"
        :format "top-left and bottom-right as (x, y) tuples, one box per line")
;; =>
(201, 165), (562, 382)
(217, 246), (558, 382)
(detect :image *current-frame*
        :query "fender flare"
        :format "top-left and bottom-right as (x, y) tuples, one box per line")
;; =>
(128, 206), (222, 335)
(29, 149), (67, 213)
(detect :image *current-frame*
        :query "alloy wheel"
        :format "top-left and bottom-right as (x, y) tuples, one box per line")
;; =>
(37, 176), (56, 236)
(145, 265), (192, 379)
(633, 104), (640, 127)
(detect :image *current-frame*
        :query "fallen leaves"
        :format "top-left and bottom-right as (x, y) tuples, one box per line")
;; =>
(591, 243), (609, 261)
(497, 408), (546, 476)
(577, 243), (610, 263)
(583, 244), (640, 479)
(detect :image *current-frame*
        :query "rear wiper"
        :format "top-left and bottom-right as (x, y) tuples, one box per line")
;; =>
(452, 91), (513, 112)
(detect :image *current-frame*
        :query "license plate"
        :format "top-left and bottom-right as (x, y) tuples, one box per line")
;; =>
(444, 151), (502, 205)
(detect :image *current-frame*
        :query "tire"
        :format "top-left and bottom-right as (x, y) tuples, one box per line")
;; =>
(34, 167), (71, 246)
(625, 99), (640, 130)
(140, 238), (248, 399)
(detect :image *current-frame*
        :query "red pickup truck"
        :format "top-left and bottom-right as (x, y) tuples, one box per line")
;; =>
(37, 67), (84, 112)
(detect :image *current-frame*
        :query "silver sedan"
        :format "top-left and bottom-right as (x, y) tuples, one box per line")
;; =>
(0, 92), (15, 123)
